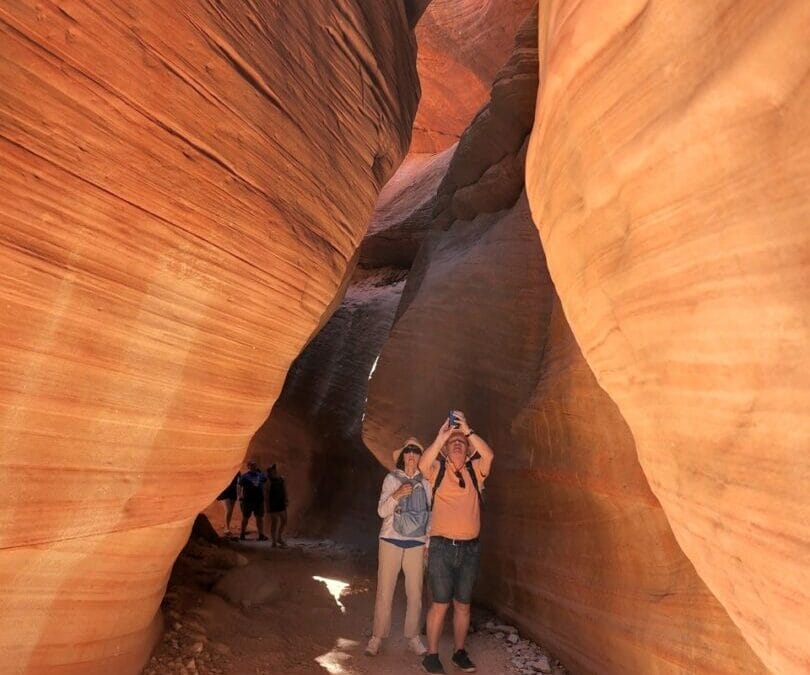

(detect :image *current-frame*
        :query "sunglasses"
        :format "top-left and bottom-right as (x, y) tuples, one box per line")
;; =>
(401, 445), (422, 455)
(453, 468), (466, 488)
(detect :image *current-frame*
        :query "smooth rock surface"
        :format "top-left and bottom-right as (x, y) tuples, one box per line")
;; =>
(526, 2), (810, 672)
(363, 9), (767, 673)
(411, 0), (536, 153)
(242, 2), (540, 548)
(0, 2), (418, 672)
(244, 268), (406, 547)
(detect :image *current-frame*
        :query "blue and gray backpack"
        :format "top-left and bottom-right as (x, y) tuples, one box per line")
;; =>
(392, 474), (430, 537)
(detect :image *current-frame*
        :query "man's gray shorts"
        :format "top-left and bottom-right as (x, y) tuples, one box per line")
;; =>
(427, 535), (480, 604)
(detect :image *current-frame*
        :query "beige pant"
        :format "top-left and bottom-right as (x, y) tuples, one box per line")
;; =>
(372, 539), (425, 639)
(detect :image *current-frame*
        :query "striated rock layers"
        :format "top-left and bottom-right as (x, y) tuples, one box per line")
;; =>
(244, 1), (540, 546)
(526, 2), (810, 673)
(0, 2), (418, 673)
(244, 267), (407, 548)
(410, 0), (536, 153)
(364, 8), (767, 674)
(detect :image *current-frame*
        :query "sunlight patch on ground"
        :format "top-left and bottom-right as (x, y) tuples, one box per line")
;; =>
(313, 575), (350, 614)
(315, 638), (359, 674)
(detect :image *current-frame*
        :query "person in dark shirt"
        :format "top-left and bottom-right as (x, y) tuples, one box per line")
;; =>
(266, 464), (289, 548)
(215, 471), (240, 537)
(238, 461), (268, 541)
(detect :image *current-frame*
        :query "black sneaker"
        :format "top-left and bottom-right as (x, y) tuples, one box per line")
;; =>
(422, 653), (445, 674)
(451, 649), (476, 672)
(258, 534), (269, 541)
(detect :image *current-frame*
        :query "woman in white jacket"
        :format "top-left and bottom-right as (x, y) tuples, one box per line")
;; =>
(365, 437), (431, 657)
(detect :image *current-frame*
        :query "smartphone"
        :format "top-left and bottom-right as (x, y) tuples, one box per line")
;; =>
(448, 410), (459, 428)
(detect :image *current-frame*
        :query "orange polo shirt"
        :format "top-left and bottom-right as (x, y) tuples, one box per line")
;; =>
(426, 458), (487, 540)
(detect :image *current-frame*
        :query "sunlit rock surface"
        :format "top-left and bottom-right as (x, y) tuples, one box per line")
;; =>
(0, 2), (418, 672)
(245, 1), (540, 546)
(363, 7), (766, 673)
(526, 2), (810, 673)
(359, 147), (455, 269)
(410, 0), (535, 153)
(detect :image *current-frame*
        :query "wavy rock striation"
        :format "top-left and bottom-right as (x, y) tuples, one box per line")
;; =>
(526, 2), (810, 672)
(243, 1), (540, 546)
(0, 2), (418, 673)
(244, 267), (407, 547)
(364, 7), (767, 673)
(410, 0), (536, 153)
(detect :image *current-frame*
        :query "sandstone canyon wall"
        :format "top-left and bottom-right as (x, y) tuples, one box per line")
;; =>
(243, 267), (407, 548)
(410, 0), (535, 153)
(363, 7), (767, 674)
(526, 2), (809, 673)
(0, 2), (418, 673)
(244, 0), (539, 546)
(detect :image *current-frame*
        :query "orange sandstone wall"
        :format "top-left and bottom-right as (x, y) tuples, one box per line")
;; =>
(410, 0), (535, 153)
(0, 2), (418, 673)
(500, 295), (764, 674)
(526, 2), (810, 673)
(240, 1), (539, 545)
(363, 7), (767, 673)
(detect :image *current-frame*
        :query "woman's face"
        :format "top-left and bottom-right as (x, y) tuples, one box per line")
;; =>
(403, 449), (419, 473)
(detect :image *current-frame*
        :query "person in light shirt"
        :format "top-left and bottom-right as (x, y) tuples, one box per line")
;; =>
(365, 438), (431, 658)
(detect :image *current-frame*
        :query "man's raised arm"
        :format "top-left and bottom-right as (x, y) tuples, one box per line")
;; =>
(455, 411), (494, 477)
(419, 418), (453, 475)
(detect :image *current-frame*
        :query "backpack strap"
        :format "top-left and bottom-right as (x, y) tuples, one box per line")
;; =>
(465, 459), (482, 504)
(430, 456), (447, 511)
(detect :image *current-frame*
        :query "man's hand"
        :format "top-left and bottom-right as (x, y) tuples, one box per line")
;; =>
(454, 410), (472, 436)
(435, 418), (455, 444)
(392, 483), (414, 500)
(420, 417), (455, 474)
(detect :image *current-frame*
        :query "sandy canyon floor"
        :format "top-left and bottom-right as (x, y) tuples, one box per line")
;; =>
(142, 525), (568, 675)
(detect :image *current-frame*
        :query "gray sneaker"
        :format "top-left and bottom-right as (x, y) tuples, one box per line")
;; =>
(364, 636), (381, 656)
(451, 649), (476, 672)
(422, 653), (445, 674)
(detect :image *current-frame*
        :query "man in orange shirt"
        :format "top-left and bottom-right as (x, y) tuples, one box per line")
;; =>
(418, 411), (494, 674)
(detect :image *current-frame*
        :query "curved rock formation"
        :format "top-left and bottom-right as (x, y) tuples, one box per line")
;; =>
(502, 295), (765, 674)
(526, 2), (810, 672)
(410, 0), (535, 153)
(245, 267), (407, 546)
(0, 2), (418, 672)
(363, 7), (767, 673)
(359, 146), (455, 269)
(244, 2), (541, 546)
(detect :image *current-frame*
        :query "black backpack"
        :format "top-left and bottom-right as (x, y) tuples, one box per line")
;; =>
(431, 455), (483, 509)
(241, 473), (264, 502)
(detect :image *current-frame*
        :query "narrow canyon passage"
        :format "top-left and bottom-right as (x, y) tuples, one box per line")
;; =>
(1, 2), (807, 675)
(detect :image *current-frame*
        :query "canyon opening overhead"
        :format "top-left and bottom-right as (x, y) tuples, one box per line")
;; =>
(0, 2), (807, 675)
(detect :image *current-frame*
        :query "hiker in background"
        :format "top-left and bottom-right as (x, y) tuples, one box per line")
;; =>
(365, 438), (431, 658)
(266, 464), (289, 547)
(238, 460), (268, 541)
(216, 471), (240, 538)
(418, 411), (494, 674)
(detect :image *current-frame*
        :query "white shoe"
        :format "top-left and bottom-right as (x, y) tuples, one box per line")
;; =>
(408, 636), (427, 655)
(365, 636), (382, 656)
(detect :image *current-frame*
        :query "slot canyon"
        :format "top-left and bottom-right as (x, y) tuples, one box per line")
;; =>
(0, 1), (807, 674)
